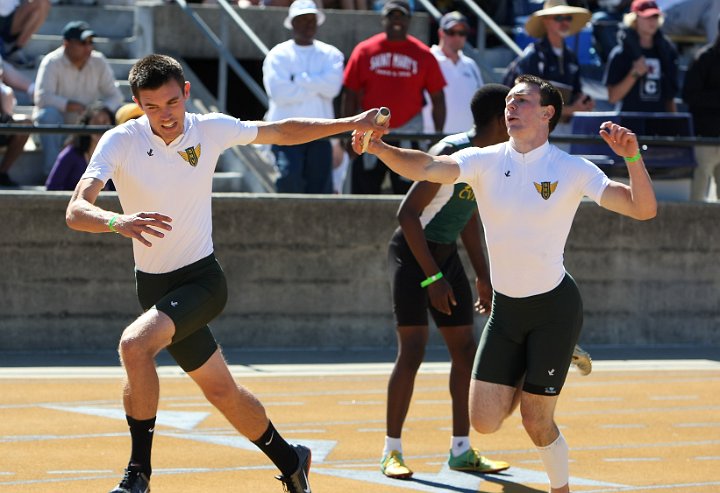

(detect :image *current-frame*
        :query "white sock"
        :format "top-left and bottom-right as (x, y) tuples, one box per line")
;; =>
(450, 436), (471, 457)
(383, 436), (403, 457)
(536, 432), (569, 489)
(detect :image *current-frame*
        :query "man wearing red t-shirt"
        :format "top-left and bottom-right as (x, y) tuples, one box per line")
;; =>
(342, 0), (446, 194)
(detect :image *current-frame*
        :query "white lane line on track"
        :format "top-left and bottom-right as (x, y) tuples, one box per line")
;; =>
(2, 359), (719, 379)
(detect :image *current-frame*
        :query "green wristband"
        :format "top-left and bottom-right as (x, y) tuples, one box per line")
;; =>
(624, 151), (642, 163)
(108, 215), (120, 234)
(420, 272), (443, 288)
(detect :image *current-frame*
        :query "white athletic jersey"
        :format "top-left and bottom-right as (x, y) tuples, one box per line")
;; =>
(82, 113), (258, 273)
(454, 141), (610, 298)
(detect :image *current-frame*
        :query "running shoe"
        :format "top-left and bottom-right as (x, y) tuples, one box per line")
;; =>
(448, 448), (510, 473)
(108, 468), (150, 493)
(572, 344), (593, 376)
(276, 444), (312, 493)
(381, 450), (413, 479)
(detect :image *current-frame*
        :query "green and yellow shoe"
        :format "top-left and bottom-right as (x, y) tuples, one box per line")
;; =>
(448, 448), (510, 473)
(381, 450), (413, 479)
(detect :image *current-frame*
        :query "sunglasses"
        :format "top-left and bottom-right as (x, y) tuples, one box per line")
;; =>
(444, 29), (468, 37)
(553, 15), (573, 23)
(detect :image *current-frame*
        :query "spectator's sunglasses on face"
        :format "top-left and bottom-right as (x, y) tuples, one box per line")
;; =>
(74, 38), (94, 46)
(444, 29), (467, 37)
(553, 15), (573, 23)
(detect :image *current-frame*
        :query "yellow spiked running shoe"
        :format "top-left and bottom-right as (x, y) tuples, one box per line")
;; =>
(448, 448), (510, 473)
(572, 344), (593, 376)
(381, 450), (413, 479)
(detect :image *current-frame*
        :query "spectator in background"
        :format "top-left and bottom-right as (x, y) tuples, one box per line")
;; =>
(603, 0), (678, 112)
(503, 0), (595, 138)
(114, 101), (144, 125)
(1, 50), (33, 108)
(262, 0), (344, 193)
(33, 20), (124, 177)
(45, 103), (114, 191)
(0, 51), (31, 187)
(0, 0), (51, 68)
(656, 0), (720, 43)
(682, 14), (720, 201)
(422, 11), (483, 135)
(591, 0), (632, 63)
(342, 0), (446, 194)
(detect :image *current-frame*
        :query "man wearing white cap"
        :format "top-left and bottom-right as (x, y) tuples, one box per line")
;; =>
(263, 0), (343, 193)
(503, 0), (595, 124)
(422, 11), (484, 135)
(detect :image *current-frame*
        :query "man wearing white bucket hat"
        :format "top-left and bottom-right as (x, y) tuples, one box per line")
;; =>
(503, 0), (595, 126)
(263, 0), (344, 193)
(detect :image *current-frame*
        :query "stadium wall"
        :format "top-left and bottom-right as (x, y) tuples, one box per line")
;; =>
(0, 192), (718, 351)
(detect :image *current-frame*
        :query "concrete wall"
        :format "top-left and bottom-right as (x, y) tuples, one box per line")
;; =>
(0, 192), (718, 351)
(145, 3), (432, 60)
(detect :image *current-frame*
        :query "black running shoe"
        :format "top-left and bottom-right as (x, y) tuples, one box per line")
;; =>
(109, 468), (150, 493)
(276, 444), (312, 493)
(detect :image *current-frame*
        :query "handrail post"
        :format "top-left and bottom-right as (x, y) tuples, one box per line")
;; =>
(218, 13), (228, 113)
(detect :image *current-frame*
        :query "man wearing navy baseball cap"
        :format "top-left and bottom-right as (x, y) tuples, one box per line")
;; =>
(33, 20), (123, 177)
(421, 11), (484, 134)
(62, 20), (95, 42)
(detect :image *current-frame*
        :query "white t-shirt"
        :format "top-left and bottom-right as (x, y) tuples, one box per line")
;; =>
(82, 112), (258, 274)
(262, 40), (344, 121)
(422, 45), (483, 134)
(454, 141), (610, 298)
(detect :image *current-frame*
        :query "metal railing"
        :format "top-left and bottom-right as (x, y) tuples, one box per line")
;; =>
(174, 0), (269, 112)
(4, 124), (719, 148)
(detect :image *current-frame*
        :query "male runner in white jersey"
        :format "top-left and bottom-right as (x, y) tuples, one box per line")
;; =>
(354, 74), (657, 493)
(65, 54), (387, 493)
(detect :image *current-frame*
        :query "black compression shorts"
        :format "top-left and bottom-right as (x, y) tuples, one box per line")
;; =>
(135, 253), (227, 372)
(387, 228), (473, 327)
(472, 273), (583, 396)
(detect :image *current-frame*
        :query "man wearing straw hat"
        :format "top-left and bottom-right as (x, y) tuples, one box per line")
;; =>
(504, 0), (595, 126)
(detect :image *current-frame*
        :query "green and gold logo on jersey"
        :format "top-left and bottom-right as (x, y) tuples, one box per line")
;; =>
(458, 184), (475, 201)
(178, 143), (201, 167)
(534, 181), (558, 200)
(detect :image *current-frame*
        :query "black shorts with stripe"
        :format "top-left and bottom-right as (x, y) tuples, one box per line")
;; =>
(135, 253), (228, 372)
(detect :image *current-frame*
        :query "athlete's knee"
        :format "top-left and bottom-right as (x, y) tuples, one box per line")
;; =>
(118, 331), (153, 364)
(201, 377), (239, 406)
(396, 332), (427, 370)
(118, 315), (170, 364)
(469, 407), (504, 434)
(520, 406), (555, 443)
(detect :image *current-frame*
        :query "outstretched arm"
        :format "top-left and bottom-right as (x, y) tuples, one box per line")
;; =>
(598, 122), (657, 220)
(351, 129), (460, 184)
(252, 109), (388, 146)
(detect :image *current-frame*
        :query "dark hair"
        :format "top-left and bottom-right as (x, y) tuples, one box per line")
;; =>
(470, 83), (510, 129)
(513, 74), (563, 132)
(66, 103), (115, 152)
(128, 54), (185, 100)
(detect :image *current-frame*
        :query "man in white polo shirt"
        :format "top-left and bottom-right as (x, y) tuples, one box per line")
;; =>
(422, 11), (484, 135)
(354, 74), (657, 493)
(65, 54), (386, 493)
